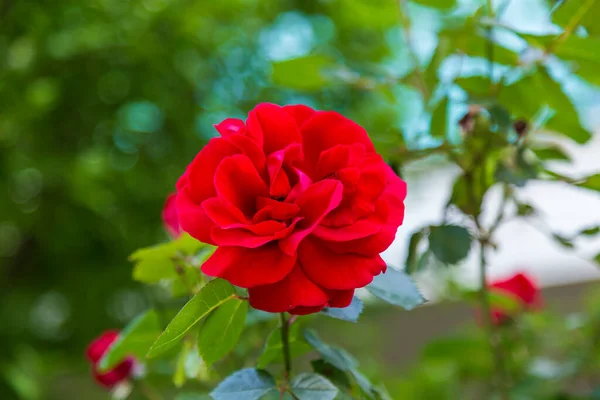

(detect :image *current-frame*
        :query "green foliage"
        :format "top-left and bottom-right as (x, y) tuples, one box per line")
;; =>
(366, 268), (426, 310)
(272, 55), (336, 91)
(148, 279), (235, 358)
(258, 324), (311, 369)
(210, 369), (277, 400)
(98, 309), (161, 371)
(321, 297), (363, 323)
(304, 330), (359, 372)
(290, 373), (339, 400)
(198, 298), (248, 367)
(428, 225), (472, 265)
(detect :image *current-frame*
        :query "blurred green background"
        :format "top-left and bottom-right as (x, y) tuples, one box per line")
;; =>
(2, 0), (600, 398)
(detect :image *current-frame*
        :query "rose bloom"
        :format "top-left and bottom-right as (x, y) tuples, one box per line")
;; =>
(489, 272), (541, 324)
(175, 103), (406, 314)
(86, 330), (135, 388)
(162, 193), (182, 238)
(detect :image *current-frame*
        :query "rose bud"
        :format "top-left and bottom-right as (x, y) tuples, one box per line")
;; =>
(162, 193), (182, 239)
(86, 330), (135, 389)
(489, 272), (541, 324)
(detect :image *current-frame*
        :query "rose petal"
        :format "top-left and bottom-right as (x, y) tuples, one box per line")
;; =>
(298, 237), (385, 290)
(93, 358), (134, 388)
(248, 265), (329, 312)
(283, 104), (316, 127)
(247, 103), (302, 155)
(254, 198), (300, 222)
(86, 330), (119, 363)
(176, 188), (216, 245)
(202, 197), (248, 226)
(211, 218), (300, 248)
(214, 118), (245, 137)
(288, 305), (325, 315)
(328, 289), (355, 308)
(201, 243), (296, 288)
(214, 154), (269, 217)
(279, 179), (343, 255)
(162, 193), (181, 239)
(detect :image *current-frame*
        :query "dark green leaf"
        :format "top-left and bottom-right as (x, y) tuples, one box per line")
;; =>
(425, 35), (453, 89)
(405, 229), (427, 274)
(210, 369), (276, 400)
(428, 225), (472, 265)
(430, 96), (448, 139)
(594, 253), (600, 265)
(577, 174), (600, 191)
(272, 55), (335, 91)
(290, 373), (339, 400)
(198, 298), (248, 367)
(311, 360), (352, 389)
(131, 234), (208, 283)
(321, 297), (363, 323)
(257, 323), (312, 369)
(516, 203), (536, 217)
(366, 268), (425, 310)
(98, 309), (161, 371)
(147, 279), (235, 358)
(350, 369), (379, 399)
(303, 330), (359, 372)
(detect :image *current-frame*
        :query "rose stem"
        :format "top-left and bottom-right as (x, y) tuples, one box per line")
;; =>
(279, 312), (292, 391)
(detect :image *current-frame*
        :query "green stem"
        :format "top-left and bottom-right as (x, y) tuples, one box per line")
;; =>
(279, 313), (292, 396)
(547, 0), (596, 54)
(397, 0), (430, 100)
(476, 225), (510, 400)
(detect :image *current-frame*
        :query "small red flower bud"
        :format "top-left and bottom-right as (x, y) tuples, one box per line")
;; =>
(87, 330), (135, 389)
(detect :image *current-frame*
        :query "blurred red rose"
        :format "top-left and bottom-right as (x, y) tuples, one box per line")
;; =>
(86, 330), (134, 389)
(489, 272), (541, 324)
(175, 103), (406, 314)
(162, 193), (182, 238)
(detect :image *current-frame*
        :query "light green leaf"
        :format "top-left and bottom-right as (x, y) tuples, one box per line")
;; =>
(430, 96), (448, 139)
(321, 297), (363, 323)
(581, 226), (600, 236)
(428, 224), (472, 265)
(272, 55), (335, 91)
(594, 253), (600, 265)
(174, 340), (193, 388)
(147, 279), (235, 358)
(425, 35), (453, 89)
(176, 394), (212, 400)
(210, 368), (277, 400)
(291, 373), (338, 400)
(553, 0), (600, 35)
(531, 144), (571, 162)
(131, 233), (208, 283)
(303, 330), (358, 372)
(577, 174), (600, 191)
(454, 76), (493, 98)
(98, 309), (161, 371)
(366, 268), (425, 310)
(412, 0), (456, 9)
(257, 323), (312, 369)
(198, 298), (248, 367)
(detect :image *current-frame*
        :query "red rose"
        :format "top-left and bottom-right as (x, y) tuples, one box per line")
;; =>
(489, 272), (541, 324)
(162, 193), (182, 238)
(176, 103), (406, 314)
(86, 330), (134, 388)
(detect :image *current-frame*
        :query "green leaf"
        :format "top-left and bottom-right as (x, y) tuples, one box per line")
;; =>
(553, 0), (600, 35)
(176, 394), (212, 400)
(366, 268), (425, 310)
(428, 225), (472, 265)
(405, 229), (427, 275)
(290, 373), (339, 400)
(552, 233), (574, 249)
(429, 96), (448, 139)
(147, 279), (235, 358)
(321, 297), (363, 323)
(454, 76), (493, 98)
(174, 339), (193, 388)
(425, 35), (453, 89)
(581, 226), (600, 236)
(98, 309), (161, 371)
(210, 368), (276, 400)
(311, 359), (352, 389)
(130, 234), (207, 284)
(303, 330), (359, 372)
(577, 174), (600, 191)
(272, 55), (335, 91)
(198, 298), (248, 367)
(531, 144), (571, 162)
(412, 0), (456, 9)
(257, 323), (312, 369)
(498, 69), (591, 144)
(594, 253), (600, 265)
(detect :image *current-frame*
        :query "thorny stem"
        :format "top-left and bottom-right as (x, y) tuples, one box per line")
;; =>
(279, 312), (292, 399)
